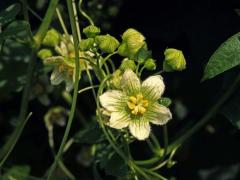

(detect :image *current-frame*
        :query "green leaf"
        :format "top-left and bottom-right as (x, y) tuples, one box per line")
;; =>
(104, 153), (128, 177)
(0, 3), (21, 26)
(93, 162), (103, 180)
(74, 123), (103, 144)
(2, 165), (30, 180)
(202, 32), (240, 81)
(222, 92), (240, 129)
(136, 47), (152, 63)
(0, 20), (30, 42)
(0, 39), (31, 94)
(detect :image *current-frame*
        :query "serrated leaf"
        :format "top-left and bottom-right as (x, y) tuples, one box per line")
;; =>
(2, 165), (30, 180)
(0, 3), (21, 26)
(74, 123), (103, 144)
(0, 20), (30, 42)
(222, 92), (240, 129)
(202, 32), (240, 81)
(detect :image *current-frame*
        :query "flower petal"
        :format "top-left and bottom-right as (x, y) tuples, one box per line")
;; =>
(50, 68), (64, 85)
(65, 78), (73, 91)
(146, 103), (172, 125)
(142, 75), (165, 100)
(129, 118), (151, 140)
(99, 90), (126, 112)
(121, 69), (141, 95)
(43, 56), (65, 66)
(108, 112), (130, 129)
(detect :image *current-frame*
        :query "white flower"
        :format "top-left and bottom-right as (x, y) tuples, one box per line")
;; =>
(43, 35), (93, 91)
(99, 69), (172, 140)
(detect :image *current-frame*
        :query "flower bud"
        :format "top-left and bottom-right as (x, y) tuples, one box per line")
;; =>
(120, 58), (136, 71)
(110, 69), (122, 89)
(79, 38), (94, 51)
(159, 97), (172, 107)
(95, 34), (119, 53)
(163, 48), (186, 72)
(117, 42), (129, 57)
(37, 49), (53, 60)
(144, 58), (156, 70)
(83, 25), (101, 38)
(42, 29), (60, 47)
(122, 28), (145, 56)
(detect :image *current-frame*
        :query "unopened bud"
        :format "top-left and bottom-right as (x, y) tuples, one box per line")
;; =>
(144, 58), (156, 70)
(120, 59), (136, 71)
(42, 29), (60, 47)
(38, 49), (52, 60)
(79, 38), (94, 51)
(159, 97), (172, 107)
(122, 28), (145, 56)
(163, 48), (186, 72)
(95, 34), (119, 53)
(110, 69), (122, 89)
(83, 25), (101, 38)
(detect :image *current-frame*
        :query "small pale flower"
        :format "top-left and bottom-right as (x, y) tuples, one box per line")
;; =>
(43, 35), (93, 91)
(99, 69), (172, 140)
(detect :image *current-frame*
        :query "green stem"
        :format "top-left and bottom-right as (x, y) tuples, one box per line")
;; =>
(21, 0), (29, 23)
(0, 113), (32, 167)
(78, 85), (99, 94)
(34, 0), (59, 48)
(56, 8), (69, 35)
(146, 139), (156, 154)
(100, 52), (117, 68)
(78, 0), (94, 25)
(135, 156), (160, 166)
(46, 0), (80, 178)
(168, 73), (240, 153)
(162, 125), (168, 159)
(72, 0), (81, 41)
(150, 133), (161, 149)
(58, 160), (76, 180)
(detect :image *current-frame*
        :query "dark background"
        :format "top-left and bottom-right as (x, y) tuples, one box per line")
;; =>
(1, 0), (240, 179)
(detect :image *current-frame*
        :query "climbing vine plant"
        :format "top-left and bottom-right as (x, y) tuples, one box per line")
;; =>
(0, 0), (240, 179)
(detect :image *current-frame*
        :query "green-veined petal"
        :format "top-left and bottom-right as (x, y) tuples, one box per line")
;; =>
(50, 68), (65, 85)
(120, 69), (141, 95)
(43, 56), (65, 66)
(129, 118), (150, 140)
(146, 102), (172, 125)
(108, 111), (130, 129)
(142, 75), (165, 101)
(99, 90), (126, 112)
(65, 78), (73, 91)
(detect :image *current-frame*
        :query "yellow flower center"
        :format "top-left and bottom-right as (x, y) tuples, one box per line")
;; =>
(127, 93), (149, 115)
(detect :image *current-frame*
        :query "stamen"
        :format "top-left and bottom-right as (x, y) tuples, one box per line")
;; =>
(127, 93), (149, 115)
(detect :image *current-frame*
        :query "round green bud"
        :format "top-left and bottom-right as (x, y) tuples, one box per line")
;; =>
(117, 42), (129, 57)
(159, 97), (172, 107)
(144, 58), (156, 70)
(122, 28), (145, 56)
(83, 25), (101, 38)
(79, 38), (94, 51)
(42, 29), (60, 47)
(110, 69), (122, 89)
(120, 58), (136, 71)
(95, 34), (119, 53)
(163, 48), (186, 72)
(37, 49), (53, 60)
